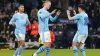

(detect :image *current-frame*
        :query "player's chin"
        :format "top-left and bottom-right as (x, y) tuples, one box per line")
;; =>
(47, 7), (50, 9)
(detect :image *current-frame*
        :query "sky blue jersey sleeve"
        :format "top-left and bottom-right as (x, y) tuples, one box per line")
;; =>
(50, 16), (58, 22)
(38, 10), (51, 19)
(9, 14), (16, 25)
(26, 14), (29, 26)
(72, 14), (81, 20)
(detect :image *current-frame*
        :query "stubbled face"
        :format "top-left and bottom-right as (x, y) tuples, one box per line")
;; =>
(44, 2), (51, 10)
(19, 5), (24, 12)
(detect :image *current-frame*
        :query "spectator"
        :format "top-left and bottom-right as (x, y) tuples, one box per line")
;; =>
(0, 31), (7, 42)
(79, 0), (85, 4)
(52, 24), (57, 32)
(95, 27), (100, 48)
(50, 30), (55, 43)
(2, 11), (9, 24)
(96, 28), (100, 36)
(30, 20), (38, 36)
(30, 8), (38, 20)
(12, 0), (19, 8)
(86, 27), (94, 48)
(6, 26), (11, 43)
(31, 0), (38, 8)
(0, 11), (2, 19)
(30, 20), (38, 41)
(25, 25), (31, 42)
(89, 27), (94, 36)
(3, 21), (7, 35)
(6, 2), (12, 10)
(26, 25), (30, 32)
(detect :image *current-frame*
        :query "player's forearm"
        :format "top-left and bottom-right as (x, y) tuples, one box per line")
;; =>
(9, 17), (16, 25)
(27, 20), (30, 25)
(50, 16), (58, 22)
(67, 14), (73, 20)
(53, 16), (58, 21)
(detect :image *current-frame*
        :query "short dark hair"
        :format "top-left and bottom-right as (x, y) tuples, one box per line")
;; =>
(78, 4), (86, 10)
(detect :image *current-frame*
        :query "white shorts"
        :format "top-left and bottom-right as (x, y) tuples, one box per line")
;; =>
(15, 34), (25, 41)
(39, 31), (51, 42)
(73, 32), (88, 43)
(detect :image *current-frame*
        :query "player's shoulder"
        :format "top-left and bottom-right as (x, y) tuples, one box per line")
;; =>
(39, 8), (43, 11)
(14, 13), (21, 16)
(23, 13), (28, 16)
(81, 12), (88, 17)
(84, 12), (88, 16)
(38, 9), (42, 14)
(12, 13), (19, 17)
(80, 12), (87, 15)
(77, 12), (86, 16)
(75, 13), (81, 17)
(38, 8), (44, 13)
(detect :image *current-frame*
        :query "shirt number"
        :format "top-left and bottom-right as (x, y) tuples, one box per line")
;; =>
(84, 17), (88, 25)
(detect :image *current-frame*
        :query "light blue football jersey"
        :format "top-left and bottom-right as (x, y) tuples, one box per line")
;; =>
(38, 8), (58, 33)
(9, 13), (29, 34)
(72, 12), (88, 35)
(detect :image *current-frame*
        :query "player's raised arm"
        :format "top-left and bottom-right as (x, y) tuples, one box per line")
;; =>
(67, 10), (80, 20)
(9, 14), (16, 26)
(38, 9), (56, 19)
(73, 10), (76, 15)
(66, 10), (73, 20)
(50, 10), (61, 22)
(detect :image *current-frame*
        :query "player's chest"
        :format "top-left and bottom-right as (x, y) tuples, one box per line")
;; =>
(16, 15), (27, 22)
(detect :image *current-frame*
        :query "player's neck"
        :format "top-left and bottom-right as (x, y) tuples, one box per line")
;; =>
(43, 7), (47, 11)
(80, 11), (85, 13)
(19, 11), (24, 14)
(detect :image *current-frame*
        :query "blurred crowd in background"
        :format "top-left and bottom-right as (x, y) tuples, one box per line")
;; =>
(0, 0), (100, 49)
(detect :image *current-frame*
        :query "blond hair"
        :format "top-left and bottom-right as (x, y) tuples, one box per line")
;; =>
(43, 0), (51, 6)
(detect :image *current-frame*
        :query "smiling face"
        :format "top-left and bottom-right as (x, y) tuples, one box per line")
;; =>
(43, 1), (51, 10)
(18, 5), (24, 12)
